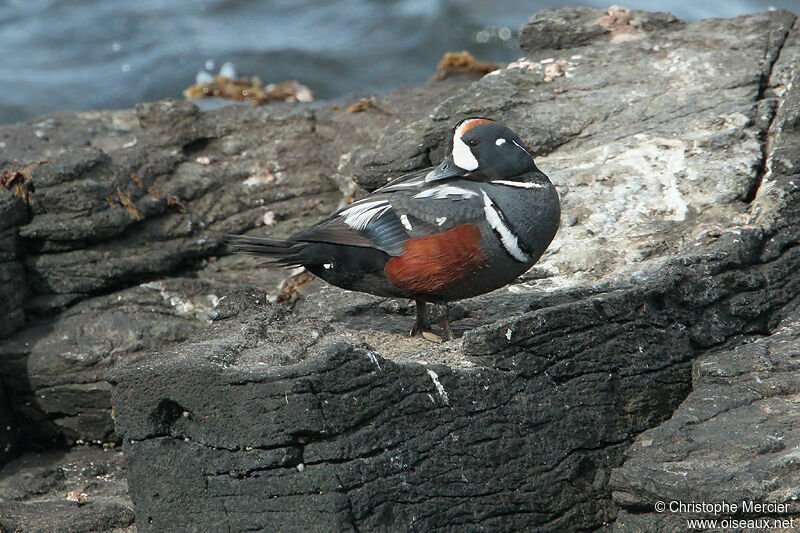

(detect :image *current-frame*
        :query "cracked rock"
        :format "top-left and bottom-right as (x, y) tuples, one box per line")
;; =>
(108, 10), (800, 532)
(0, 447), (135, 533)
(0, 76), (472, 453)
(0, 6), (798, 533)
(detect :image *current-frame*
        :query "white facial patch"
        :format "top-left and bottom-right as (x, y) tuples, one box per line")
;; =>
(452, 134), (479, 171)
(339, 200), (392, 230)
(413, 185), (479, 200)
(495, 138), (507, 146)
(491, 180), (547, 189)
(481, 191), (530, 263)
(400, 214), (413, 231)
(323, 263), (333, 269)
(435, 216), (447, 226)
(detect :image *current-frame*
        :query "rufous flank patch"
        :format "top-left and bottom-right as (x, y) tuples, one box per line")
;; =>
(384, 224), (485, 295)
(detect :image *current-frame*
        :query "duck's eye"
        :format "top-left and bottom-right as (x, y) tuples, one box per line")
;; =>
(467, 139), (479, 147)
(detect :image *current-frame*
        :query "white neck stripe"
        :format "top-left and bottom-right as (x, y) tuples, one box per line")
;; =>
(481, 191), (530, 263)
(491, 180), (547, 189)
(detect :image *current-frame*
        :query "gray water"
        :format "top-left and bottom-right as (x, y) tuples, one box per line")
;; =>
(1, 0), (797, 124)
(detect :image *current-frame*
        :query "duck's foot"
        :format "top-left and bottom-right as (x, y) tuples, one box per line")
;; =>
(435, 304), (453, 341)
(421, 331), (443, 343)
(410, 299), (430, 337)
(409, 300), (453, 342)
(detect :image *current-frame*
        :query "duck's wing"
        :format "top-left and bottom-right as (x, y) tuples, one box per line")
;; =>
(291, 177), (486, 256)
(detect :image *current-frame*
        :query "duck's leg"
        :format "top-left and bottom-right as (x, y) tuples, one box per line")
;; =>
(436, 304), (453, 341)
(410, 299), (430, 336)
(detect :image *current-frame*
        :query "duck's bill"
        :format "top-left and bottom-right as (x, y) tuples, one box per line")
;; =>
(425, 157), (467, 182)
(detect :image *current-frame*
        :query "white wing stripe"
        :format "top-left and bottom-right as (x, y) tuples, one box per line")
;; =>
(382, 176), (427, 191)
(413, 185), (478, 199)
(491, 180), (547, 189)
(340, 200), (392, 230)
(482, 191), (530, 262)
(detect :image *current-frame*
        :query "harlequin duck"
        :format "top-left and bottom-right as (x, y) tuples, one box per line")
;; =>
(227, 118), (560, 341)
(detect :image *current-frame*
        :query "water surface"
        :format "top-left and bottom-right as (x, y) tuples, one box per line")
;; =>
(0, 0), (795, 123)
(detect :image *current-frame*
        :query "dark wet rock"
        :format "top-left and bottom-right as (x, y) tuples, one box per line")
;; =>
(0, 379), (20, 466)
(0, 447), (135, 533)
(107, 9), (800, 532)
(606, 29), (800, 532)
(3, 87), (458, 324)
(0, 502), (134, 533)
(0, 188), (28, 340)
(0, 75), (473, 452)
(0, 188), (27, 465)
(109, 288), (681, 531)
(609, 302), (800, 531)
(519, 7), (680, 52)
(0, 6), (796, 532)
(0, 277), (231, 447)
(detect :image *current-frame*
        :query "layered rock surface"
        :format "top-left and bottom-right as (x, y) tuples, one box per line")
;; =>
(0, 72), (474, 531)
(108, 8), (800, 533)
(1, 6), (799, 533)
(0, 78), (473, 450)
(611, 300), (800, 532)
(0, 447), (135, 533)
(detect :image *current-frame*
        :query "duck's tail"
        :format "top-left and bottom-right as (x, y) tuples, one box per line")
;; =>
(224, 234), (308, 268)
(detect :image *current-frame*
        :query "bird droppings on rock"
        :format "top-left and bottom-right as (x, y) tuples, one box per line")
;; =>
(366, 351), (382, 370)
(243, 163), (277, 187)
(543, 59), (569, 81)
(426, 369), (450, 405)
(260, 210), (277, 226)
(432, 50), (500, 81)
